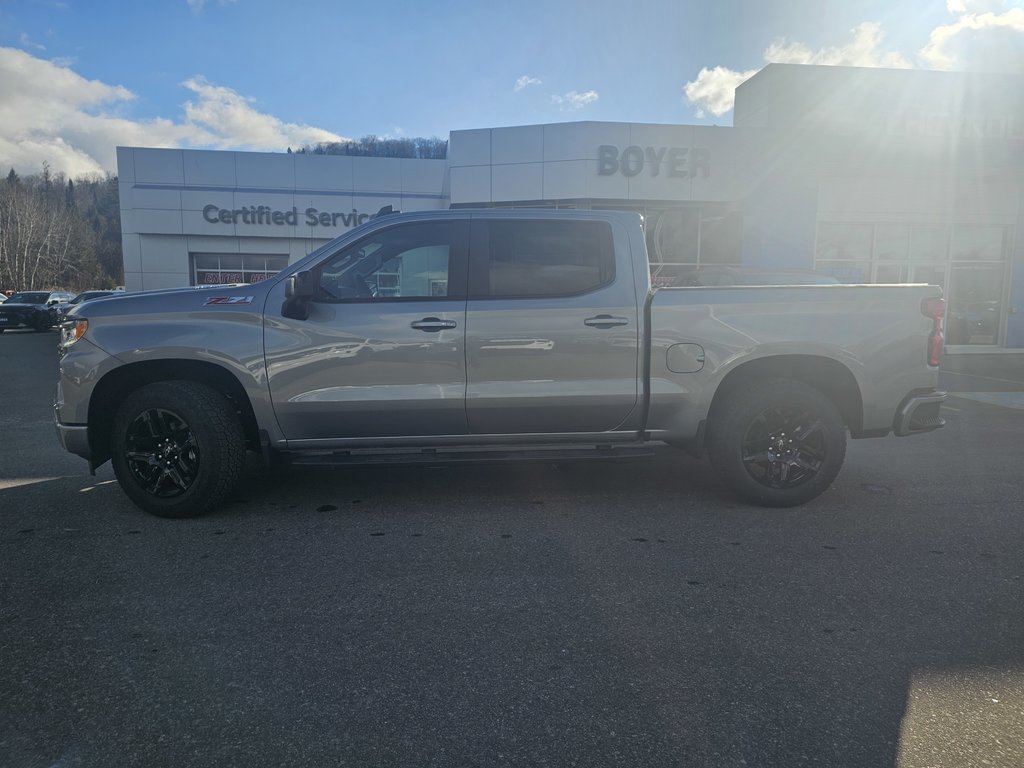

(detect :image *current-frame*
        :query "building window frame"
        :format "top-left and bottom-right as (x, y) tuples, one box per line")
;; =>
(814, 220), (1014, 347)
(191, 253), (289, 286)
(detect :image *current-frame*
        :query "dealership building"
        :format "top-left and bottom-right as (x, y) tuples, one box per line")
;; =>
(117, 63), (1024, 351)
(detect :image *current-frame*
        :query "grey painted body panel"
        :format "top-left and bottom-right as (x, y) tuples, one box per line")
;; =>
(264, 297), (468, 439)
(465, 216), (641, 434)
(55, 284), (283, 447)
(54, 208), (942, 466)
(647, 284), (941, 439)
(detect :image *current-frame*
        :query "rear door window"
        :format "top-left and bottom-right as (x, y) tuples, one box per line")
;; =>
(470, 219), (615, 298)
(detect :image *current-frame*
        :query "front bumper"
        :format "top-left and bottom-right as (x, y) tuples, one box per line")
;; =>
(54, 382), (91, 460)
(55, 418), (91, 460)
(893, 390), (947, 436)
(0, 312), (35, 329)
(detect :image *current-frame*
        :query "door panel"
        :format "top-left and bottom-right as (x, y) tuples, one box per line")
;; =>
(264, 219), (469, 441)
(465, 218), (640, 434)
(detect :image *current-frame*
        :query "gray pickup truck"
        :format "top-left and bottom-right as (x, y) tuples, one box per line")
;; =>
(55, 209), (946, 517)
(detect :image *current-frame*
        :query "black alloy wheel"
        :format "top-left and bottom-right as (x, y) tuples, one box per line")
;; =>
(740, 405), (826, 489)
(708, 378), (847, 507)
(123, 407), (200, 498)
(111, 381), (245, 518)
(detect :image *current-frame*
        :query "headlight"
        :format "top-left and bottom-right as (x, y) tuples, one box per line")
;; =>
(59, 319), (88, 348)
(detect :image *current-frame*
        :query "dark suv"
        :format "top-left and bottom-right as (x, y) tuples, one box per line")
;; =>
(0, 291), (74, 332)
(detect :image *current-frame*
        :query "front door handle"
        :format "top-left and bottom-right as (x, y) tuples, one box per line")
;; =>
(411, 317), (457, 332)
(584, 314), (629, 329)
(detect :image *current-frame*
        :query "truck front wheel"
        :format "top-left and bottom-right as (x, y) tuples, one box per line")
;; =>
(110, 381), (245, 518)
(708, 379), (847, 507)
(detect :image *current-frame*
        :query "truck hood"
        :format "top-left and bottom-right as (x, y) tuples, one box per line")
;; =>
(66, 282), (276, 319)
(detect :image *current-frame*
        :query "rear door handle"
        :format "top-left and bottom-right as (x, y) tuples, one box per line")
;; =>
(584, 315), (629, 329)
(411, 317), (457, 332)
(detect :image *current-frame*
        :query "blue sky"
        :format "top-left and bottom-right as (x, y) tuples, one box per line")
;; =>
(0, 0), (1020, 176)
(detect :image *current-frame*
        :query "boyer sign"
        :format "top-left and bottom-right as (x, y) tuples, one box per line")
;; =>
(597, 145), (710, 178)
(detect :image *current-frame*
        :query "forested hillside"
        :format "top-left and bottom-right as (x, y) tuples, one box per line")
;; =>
(0, 164), (123, 292)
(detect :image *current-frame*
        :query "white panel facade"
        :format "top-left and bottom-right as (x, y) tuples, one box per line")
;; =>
(124, 209), (183, 236)
(116, 147), (135, 183)
(543, 122), (630, 162)
(139, 236), (187, 273)
(237, 237), (294, 255)
(449, 165), (491, 204)
(542, 160), (590, 200)
(491, 163), (543, 202)
(448, 128), (491, 166)
(400, 159), (447, 193)
(353, 157), (402, 191)
(294, 154), (354, 190)
(128, 187), (183, 210)
(491, 125), (544, 165)
(235, 151), (295, 188)
(133, 149), (184, 185)
(121, 234), (142, 274)
(183, 150), (236, 186)
(142, 271), (191, 291)
(187, 235), (240, 253)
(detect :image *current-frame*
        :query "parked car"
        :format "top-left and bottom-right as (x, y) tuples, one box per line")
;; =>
(0, 291), (73, 332)
(58, 290), (120, 320)
(55, 210), (945, 518)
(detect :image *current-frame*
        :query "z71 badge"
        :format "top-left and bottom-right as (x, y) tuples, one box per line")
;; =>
(204, 296), (254, 306)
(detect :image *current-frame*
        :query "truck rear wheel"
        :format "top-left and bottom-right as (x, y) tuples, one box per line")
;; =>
(708, 378), (847, 507)
(111, 381), (245, 518)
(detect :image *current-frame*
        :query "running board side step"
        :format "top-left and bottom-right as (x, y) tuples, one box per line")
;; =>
(289, 443), (658, 467)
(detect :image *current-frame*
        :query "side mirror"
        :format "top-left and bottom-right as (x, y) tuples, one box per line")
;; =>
(282, 270), (315, 320)
(285, 270), (315, 300)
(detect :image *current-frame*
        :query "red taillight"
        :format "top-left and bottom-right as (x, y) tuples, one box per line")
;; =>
(922, 297), (945, 367)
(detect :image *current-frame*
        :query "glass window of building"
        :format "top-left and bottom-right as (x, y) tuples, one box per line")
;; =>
(192, 254), (288, 285)
(815, 221), (1009, 346)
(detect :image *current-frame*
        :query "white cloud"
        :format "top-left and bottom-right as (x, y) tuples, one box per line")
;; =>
(0, 47), (344, 177)
(920, 5), (1024, 70)
(551, 89), (599, 110)
(181, 77), (343, 149)
(684, 3), (1024, 119)
(514, 75), (542, 92)
(764, 22), (912, 68)
(683, 66), (758, 118)
(684, 22), (912, 118)
(946, 0), (1007, 13)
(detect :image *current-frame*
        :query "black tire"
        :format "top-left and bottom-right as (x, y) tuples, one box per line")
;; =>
(34, 313), (51, 332)
(111, 381), (246, 518)
(708, 378), (847, 507)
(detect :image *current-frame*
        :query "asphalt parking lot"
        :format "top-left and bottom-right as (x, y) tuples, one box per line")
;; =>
(2, 329), (1023, 768)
